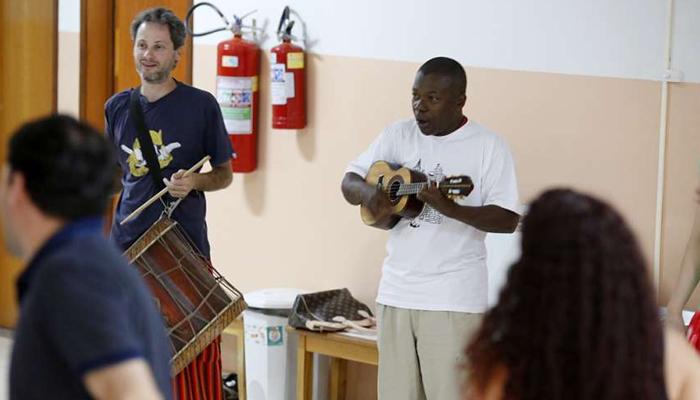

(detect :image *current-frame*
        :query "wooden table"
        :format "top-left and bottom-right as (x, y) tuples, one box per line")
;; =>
(291, 328), (378, 400)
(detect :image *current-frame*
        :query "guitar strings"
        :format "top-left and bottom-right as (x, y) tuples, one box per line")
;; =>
(381, 182), (471, 196)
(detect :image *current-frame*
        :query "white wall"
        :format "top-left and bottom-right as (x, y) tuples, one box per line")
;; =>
(51, 1), (700, 308)
(58, 0), (80, 33)
(55, 1), (700, 81)
(672, 0), (700, 81)
(485, 231), (521, 306)
(191, 0), (700, 83)
(57, 0), (80, 117)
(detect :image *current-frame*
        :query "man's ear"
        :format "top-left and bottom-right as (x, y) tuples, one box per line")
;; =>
(174, 49), (181, 67)
(6, 171), (28, 207)
(458, 93), (467, 108)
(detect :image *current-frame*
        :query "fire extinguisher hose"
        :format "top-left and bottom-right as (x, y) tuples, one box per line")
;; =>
(185, 2), (230, 37)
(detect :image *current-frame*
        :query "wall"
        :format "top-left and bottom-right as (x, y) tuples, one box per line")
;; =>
(54, 1), (700, 398)
(186, 0), (700, 308)
(54, 0), (700, 308)
(662, 83), (700, 305)
(197, 53), (664, 302)
(57, 0), (79, 117)
(189, 2), (700, 397)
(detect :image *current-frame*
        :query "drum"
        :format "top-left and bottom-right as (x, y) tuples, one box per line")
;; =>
(124, 216), (246, 375)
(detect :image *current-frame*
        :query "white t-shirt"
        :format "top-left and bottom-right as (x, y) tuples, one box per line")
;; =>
(346, 119), (519, 313)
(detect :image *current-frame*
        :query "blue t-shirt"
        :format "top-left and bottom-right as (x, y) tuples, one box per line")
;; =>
(10, 218), (173, 400)
(106, 81), (233, 256)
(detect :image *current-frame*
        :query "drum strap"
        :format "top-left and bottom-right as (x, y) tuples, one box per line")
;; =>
(129, 88), (166, 191)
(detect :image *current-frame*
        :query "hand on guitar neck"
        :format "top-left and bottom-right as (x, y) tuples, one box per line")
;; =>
(416, 181), (461, 216)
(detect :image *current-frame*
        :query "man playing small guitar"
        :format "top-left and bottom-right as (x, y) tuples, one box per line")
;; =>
(360, 160), (474, 229)
(341, 57), (520, 400)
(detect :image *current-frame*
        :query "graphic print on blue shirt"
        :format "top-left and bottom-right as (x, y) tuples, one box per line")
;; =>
(120, 129), (181, 177)
(105, 81), (233, 256)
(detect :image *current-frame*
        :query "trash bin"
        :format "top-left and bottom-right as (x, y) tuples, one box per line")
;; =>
(243, 288), (328, 400)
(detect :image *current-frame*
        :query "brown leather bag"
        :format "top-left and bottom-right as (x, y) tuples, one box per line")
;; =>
(288, 288), (374, 332)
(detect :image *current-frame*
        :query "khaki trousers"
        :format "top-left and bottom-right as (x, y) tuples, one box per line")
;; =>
(376, 304), (482, 400)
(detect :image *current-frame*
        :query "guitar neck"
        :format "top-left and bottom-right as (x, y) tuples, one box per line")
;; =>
(396, 182), (429, 196)
(395, 179), (472, 197)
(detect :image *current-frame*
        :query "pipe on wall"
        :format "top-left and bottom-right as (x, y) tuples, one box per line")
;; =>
(653, 0), (676, 291)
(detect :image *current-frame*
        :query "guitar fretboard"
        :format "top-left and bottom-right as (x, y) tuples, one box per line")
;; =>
(389, 180), (471, 197)
(394, 182), (429, 196)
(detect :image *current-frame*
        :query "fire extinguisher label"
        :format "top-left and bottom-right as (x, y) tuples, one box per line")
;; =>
(271, 63), (287, 105)
(216, 76), (253, 134)
(287, 52), (304, 69)
(285, 72), (295, 99)
(221, 55), (239, 68)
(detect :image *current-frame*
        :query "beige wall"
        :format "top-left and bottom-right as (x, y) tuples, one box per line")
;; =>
(192, 49), (684, 399)
(660, 84), (700, 307)
(54, 34), (698, 398)
(195, 49), (666, 306)
(467, 69), (662, 260)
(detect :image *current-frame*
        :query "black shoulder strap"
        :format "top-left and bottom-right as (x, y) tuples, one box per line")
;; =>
(129, 88), (165, 190)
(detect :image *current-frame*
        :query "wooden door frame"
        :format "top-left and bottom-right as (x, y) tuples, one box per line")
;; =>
(0, 0), (59, 328)
(79, 0), (114, 130)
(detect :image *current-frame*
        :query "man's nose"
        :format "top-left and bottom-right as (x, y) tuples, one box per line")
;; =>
(413, 99), (427, 112)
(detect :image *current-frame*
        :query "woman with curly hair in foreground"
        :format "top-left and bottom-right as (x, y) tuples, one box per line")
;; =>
(464, 188), (700, 400)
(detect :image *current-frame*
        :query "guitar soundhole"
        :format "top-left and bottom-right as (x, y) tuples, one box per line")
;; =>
(388, 180), (401, 201)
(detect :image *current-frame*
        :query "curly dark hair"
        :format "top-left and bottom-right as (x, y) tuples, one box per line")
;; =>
(131, 7), (186, 50)
(465, 188), (667, 400)
(8, 114), (117, 219)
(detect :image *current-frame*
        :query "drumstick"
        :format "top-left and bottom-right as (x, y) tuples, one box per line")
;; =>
(120, 155), (211, 225)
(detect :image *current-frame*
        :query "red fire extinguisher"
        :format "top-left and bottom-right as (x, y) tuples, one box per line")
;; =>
(186, 5), (261, 173)
(270, 6), (306, 130)
(689, 312), (700, 352)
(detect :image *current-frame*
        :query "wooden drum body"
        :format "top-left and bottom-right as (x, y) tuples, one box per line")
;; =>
(124, 217), (246, 375)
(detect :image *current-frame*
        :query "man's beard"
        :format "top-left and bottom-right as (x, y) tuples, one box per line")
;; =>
(138, 59), (176, 84)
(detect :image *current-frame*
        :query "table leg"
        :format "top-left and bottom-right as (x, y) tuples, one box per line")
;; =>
(236, 330), (246, 400)
(329, 358), (347, 400)
(296, 335), (313, 400)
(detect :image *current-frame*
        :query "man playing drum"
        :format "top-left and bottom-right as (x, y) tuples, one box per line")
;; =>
(105, 7), (233, 399)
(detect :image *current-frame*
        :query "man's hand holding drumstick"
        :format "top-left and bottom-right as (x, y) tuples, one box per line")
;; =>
(167, 158), (233, 197)
(121, 155), (233, 225)
(164, 169), (196, 198)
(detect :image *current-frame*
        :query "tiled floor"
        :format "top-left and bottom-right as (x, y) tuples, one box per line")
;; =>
(0, 329), (12, 400)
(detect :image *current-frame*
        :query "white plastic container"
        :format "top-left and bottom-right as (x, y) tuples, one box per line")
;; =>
(243, 288), (328, 400)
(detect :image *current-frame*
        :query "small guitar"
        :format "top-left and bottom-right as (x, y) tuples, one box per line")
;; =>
(361, 160), (474, 229)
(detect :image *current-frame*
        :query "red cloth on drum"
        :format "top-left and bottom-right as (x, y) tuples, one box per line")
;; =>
(172, 337), (223, 400)
(689, 312), (700, 352)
